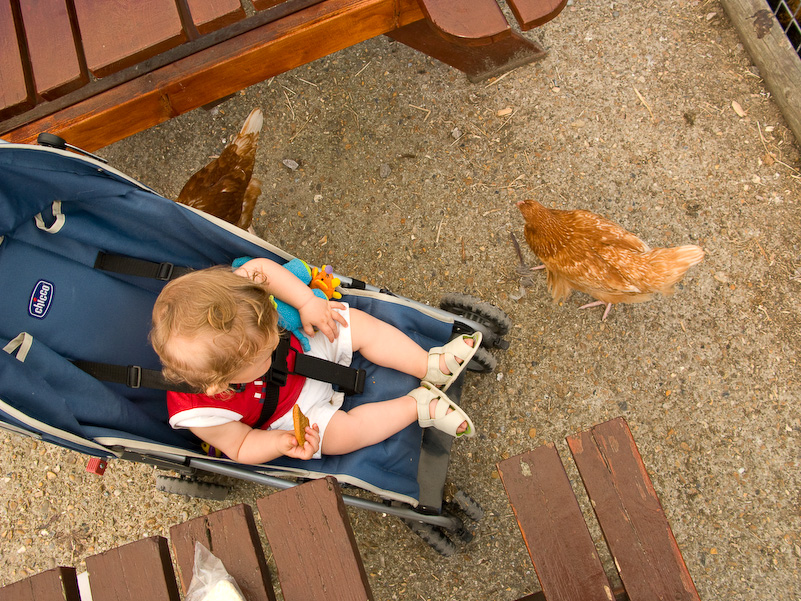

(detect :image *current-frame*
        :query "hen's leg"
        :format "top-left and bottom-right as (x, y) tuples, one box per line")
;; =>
(578, 300), (614, 320)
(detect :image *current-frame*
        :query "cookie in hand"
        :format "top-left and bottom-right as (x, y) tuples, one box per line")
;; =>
(292, 404), (309, 446)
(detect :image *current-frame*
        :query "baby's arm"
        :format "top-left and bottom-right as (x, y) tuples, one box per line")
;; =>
(234, 257), (346, 342)
(190, 420), (320, 464)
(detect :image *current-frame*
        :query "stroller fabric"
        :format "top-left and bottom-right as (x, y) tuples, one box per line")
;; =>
(0, 143), (455, 505)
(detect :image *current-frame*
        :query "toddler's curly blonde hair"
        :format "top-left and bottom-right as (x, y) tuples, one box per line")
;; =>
(150, 266), (279, 394)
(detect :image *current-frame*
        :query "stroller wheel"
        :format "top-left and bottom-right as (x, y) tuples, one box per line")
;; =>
(467, 346), (497, 374)
(155, 474), (229, 501)
(451, 490), (485, 521)
(440, 293), (512, 350)
(402, 518), (457, 557)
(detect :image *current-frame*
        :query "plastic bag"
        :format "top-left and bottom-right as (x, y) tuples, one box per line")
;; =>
(185, 541), (246, 601)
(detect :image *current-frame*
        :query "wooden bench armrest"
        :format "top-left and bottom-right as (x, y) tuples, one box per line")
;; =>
(84, 536), (181, 601)
(416, 0), (510, 45)
(497, 443), (615, 601)
(0, 567), (80, 601)
(257, 476), (374, 601)
(506, 0), (568, 30)
(567, 418), (701, 601)
(170, 504), (276, 601)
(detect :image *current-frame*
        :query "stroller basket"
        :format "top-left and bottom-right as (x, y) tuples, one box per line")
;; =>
(0, 141), (508, 552)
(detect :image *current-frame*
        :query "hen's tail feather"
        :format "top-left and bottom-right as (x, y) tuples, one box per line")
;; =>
(646, 245), (705, 294)
(234, 108), (264, 147)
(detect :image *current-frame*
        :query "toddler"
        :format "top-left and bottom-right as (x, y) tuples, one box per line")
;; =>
(150, 257), (481, 464)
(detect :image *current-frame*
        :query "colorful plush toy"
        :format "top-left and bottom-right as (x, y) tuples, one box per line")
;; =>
(310, 264), (342, 300)
(232, 257), (340, 351)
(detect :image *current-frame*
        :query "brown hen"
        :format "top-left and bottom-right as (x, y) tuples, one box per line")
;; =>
(176, 107), (263, 230)
(517, 199), (704, 320)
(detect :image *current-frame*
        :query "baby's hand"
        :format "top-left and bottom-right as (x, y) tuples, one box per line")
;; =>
(281, 424), (320, 460)
(297, 295), (347, 342)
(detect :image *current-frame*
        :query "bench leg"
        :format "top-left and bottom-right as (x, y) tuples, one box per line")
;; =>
(387, 20), (547, 82)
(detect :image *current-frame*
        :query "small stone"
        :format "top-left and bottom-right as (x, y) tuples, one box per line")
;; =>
(282, 159), (299, 171)
(379, 163), (391, 178)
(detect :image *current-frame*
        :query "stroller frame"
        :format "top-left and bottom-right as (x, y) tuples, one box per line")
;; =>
(0, 140), (509, 553)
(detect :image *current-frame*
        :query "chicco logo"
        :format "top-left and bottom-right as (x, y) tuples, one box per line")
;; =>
(28, 280), (55, 319)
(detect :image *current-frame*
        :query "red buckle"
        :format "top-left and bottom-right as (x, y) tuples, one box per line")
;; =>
(86, 457), (108, 475)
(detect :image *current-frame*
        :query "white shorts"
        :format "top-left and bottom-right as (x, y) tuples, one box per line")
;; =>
(268, 304), (352, 458)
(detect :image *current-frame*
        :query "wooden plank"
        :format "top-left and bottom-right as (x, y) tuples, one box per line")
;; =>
(0, 567), (81, 601)
(257, 477), (374, 601)
(2, 0), (426, 150)
(567, 418), (701, 601)
(185, 0), (246, 35)
(515, 587), (629, 601)
(497, 444), (615, 601)
(720, 0), (801, 145)
(170, 504), (276, 601)
(84, 536), (181, 601)
(72, 0), (187, 77)
(19, 0), (89, 100)
(506, 0), (568, 30)
(0, 0), (35, 120)
(415, 0), (509, 46)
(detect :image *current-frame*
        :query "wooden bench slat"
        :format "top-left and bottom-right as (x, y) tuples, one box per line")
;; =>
(19, 0), (89, 100)
(416, 0), (509, 45)
(0, 567), (81, 601)
(0, 0), (35, 120)
(497, 443), (615, 601)
(2, 0), (426, 151)
(257, 477), (374, 601)
(170, 503), (276, 601)
(506, 0), (568, 30)
(84, 536), (181, 601)
(567, 418), (701, 601)
(73, 0), (188, 77)
(186, 0), (246, 36)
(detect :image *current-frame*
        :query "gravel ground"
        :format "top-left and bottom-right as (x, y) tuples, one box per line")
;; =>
(2, 0), (800, 599)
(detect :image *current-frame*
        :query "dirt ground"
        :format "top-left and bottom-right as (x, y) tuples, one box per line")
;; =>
(2, 0), (800, 599)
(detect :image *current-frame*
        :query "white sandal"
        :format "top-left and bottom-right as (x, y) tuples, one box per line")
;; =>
(423, 332), (483, 391)
(409, 382), (476, 438)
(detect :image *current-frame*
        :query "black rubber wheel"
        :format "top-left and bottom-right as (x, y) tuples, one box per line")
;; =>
(402, 519), (457, 557)
(452, 490), (485, 521)
(468, 346), (497, 373)
(37, 132), (67, 149)
(440, 293), (512, 337)
(155, 475), (229, 501)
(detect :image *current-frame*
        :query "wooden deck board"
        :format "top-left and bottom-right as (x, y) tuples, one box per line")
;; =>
(497, 443), (615, 601)
(567, 418), (700, 601)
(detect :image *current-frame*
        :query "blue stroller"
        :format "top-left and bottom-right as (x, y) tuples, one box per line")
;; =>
(0, 139), (510, 555)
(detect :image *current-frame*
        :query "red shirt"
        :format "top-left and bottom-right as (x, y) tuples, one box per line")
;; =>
(167, 335), (306, 429)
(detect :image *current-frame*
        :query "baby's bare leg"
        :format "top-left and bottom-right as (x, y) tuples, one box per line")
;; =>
(321, 394), (468, 456)
(348, 309), (428, 379)
(348, 309), (474, 379)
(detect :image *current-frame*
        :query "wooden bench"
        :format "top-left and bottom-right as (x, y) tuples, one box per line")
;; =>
(0, 0), (565, 152)
(497, 417), (701, 601)
(0, 476), (373, 601)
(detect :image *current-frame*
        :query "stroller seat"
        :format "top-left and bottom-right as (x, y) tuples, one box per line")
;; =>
(0, 141), (508, 553)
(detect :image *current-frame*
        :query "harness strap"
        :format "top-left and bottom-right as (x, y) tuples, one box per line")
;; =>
(94, 251), (193, 281)
(72, 360), (195, 393)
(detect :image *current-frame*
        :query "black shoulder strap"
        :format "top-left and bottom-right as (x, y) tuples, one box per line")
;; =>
(71, 360), (195, 393)
(94, 251), (193, 281)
